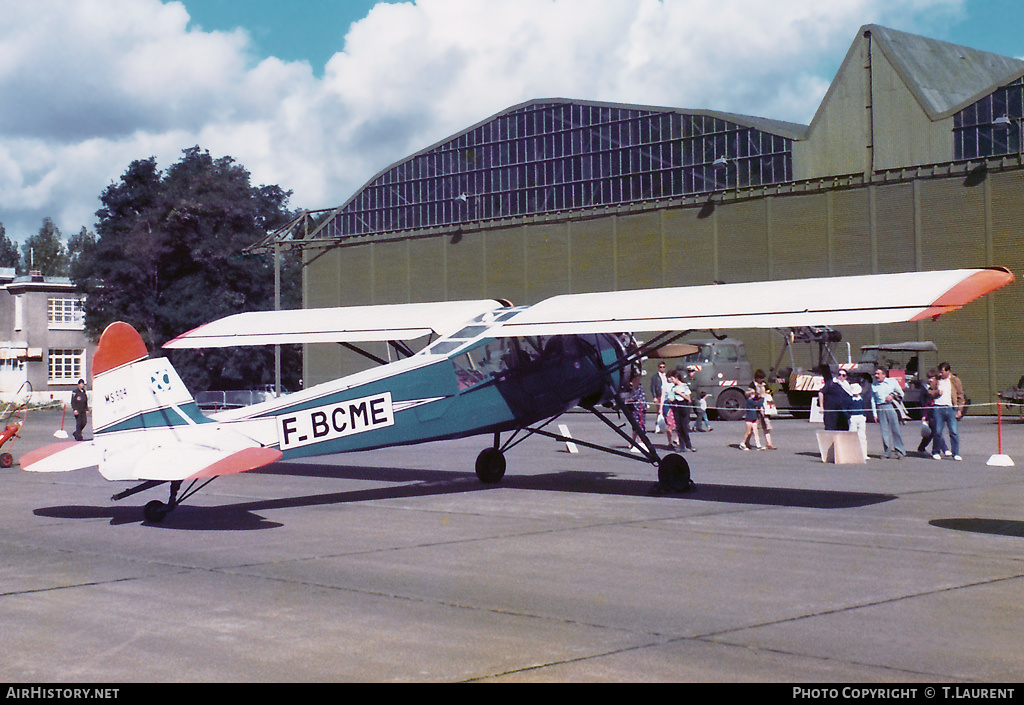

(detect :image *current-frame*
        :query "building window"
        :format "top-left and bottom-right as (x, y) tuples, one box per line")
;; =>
(954, 77), (1024, 160)
(48, 296), (85, 329)
(327, 101), (794, 239)
(48, 349), (85, 383)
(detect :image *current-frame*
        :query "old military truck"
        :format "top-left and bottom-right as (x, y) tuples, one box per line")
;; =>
(674, 338), (753, 421)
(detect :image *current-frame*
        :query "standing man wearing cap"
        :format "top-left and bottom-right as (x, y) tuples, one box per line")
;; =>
(71, 378), (88, 441)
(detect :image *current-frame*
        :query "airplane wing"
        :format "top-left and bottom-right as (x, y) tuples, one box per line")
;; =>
(164, 299), (508, 348)
(487, 268), (1014, 337)
(162, 268), (1013, 349)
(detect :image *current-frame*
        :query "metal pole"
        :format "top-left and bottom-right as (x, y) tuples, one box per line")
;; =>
(274, 241), (281, 396)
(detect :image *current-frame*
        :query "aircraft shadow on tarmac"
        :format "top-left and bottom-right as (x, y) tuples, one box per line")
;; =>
(32, 461), (896, 530)
(930, 517), (1024, 538)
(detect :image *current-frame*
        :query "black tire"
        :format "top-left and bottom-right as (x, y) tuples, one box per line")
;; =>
(715, 388), (746, 421)
(475, 447), (506, 484)
(0, 452), (13, 468)
(144, 500), (169, 523)
(658, 453), (693, 492)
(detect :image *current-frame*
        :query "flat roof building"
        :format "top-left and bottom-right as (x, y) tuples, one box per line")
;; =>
(0, 269), (95, 403)
(267, 25), (1024, 412)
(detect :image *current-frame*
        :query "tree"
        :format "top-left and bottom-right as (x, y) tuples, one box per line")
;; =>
(0, 223), (19, 270)
(22, 217), (69, 276)
(74, 146), (300, 392)
(67, 226), (97, 275)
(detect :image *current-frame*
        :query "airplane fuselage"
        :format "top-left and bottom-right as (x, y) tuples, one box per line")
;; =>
(213, 315), (626, 460)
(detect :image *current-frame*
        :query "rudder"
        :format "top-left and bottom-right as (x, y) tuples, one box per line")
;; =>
(92, 322), (209, 434)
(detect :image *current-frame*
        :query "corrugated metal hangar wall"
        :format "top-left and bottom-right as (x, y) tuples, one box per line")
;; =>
(302, 166), (1023, 414)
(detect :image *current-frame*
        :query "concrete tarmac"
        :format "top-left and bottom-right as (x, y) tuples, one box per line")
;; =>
(2, 408), (1023, 683)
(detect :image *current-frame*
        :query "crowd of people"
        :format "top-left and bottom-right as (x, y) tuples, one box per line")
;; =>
(816, 362), (966, 461)
(626, 360), (968, 462)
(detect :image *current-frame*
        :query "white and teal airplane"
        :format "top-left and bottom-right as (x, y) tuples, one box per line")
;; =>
(22, 267), (1014, 522)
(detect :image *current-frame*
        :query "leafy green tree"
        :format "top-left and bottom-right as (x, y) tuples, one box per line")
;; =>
(67, 226), (97, 275)
(74, 146), (300, 392)
(0, 223), (20, 270)
(22, 217), (69, 276)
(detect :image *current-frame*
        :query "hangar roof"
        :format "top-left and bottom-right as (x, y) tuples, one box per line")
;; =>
(860, 24), (1024, 120)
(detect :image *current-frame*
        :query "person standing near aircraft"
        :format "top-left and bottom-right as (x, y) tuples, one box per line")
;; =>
(843, 382), (869, 461)
(818, 366), (851, 431)
(931, 362), (966, 460)
(917, 369), (948, 458)
(870, 367), (905, 459)
(739, 387), (764, 450)
(750, 369), (776, 449)
(627, 375), (647, 452)
(675, 369), (696, 452)
(660, 373), (694, 452)
(71, 378), (88, 441)
(651, 362), (668, 433)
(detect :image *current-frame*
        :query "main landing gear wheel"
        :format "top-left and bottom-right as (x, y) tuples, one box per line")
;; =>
(658, 453), (693, 493)
(144, 500), (171, 523)
(475, 447), (506, 484)
(0, 452), (13, 468)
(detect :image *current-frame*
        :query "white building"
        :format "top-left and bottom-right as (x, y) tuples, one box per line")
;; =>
(0, 269), (95, 402)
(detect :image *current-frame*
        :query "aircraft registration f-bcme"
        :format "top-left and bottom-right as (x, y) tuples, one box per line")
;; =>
(21, 267), (1015, 522)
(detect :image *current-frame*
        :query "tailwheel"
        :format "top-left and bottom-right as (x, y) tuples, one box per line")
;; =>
(144, 500), (171, 523)
(143, 480), (181, 523)
(658, 453), (694, 493)
(475, 447), (506, 484)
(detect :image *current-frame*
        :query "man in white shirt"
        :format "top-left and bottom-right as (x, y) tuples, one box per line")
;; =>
(931, 362), (965, 460)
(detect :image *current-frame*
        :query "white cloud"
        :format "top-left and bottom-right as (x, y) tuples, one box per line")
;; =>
(0, 0), (966, 241)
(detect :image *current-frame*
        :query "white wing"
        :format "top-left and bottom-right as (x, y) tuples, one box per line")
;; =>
(162, 268), (1013, 348)
(164, 299), (508, 348)
(487, 268), (1014, 337)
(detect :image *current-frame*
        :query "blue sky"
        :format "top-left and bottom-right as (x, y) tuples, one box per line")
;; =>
(182, 0), (399, 75)
(2, 0), (1022, 242)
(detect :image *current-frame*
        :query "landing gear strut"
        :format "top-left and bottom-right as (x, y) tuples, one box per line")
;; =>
(142, 480), (182, 523)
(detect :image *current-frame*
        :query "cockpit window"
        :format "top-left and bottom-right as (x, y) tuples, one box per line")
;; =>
(452, 339), (513, 390)
(449, 324), (489, 340)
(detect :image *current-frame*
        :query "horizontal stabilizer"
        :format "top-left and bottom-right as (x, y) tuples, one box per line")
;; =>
(22, 441), (101, 473)
(163, 300), (509, 348)
(185, 446), (282, 480)
(95, 428), (282, 481)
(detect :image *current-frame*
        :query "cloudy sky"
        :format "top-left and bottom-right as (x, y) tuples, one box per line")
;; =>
(1, 0), (1021, 243)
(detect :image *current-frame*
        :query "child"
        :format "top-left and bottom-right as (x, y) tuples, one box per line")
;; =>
(739, 387), (764, 450)
(844, 382), (868, 461)
(694, 391), (712, 432)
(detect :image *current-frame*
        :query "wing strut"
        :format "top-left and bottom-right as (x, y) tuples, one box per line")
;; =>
(338, 340), (418, 366)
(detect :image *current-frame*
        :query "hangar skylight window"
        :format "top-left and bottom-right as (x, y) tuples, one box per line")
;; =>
(330, 101), (793, 239)
(954, 77), (1024, 160)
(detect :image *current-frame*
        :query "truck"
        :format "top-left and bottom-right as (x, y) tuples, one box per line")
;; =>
(664, 334), (946, 421)
(664, 328), (844, 420)
(768, 326), (844, 418)
(848, 341), (940, 419)
(669, 338), (754, 421)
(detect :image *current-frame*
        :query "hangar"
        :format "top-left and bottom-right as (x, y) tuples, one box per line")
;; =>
(260, 24), (1024, 412)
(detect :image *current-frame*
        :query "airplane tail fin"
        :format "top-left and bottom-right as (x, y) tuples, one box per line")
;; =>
(92, 322), (210, 434)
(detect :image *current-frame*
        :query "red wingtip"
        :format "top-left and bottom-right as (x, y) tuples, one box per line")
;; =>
(93, 322), (150, 376)
(21, 441), (81, 469)
(910, 267), (1015, 321)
